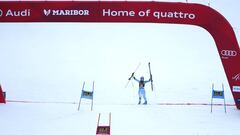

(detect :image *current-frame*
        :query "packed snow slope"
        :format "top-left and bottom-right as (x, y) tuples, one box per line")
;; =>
(0, 16), (240, 135)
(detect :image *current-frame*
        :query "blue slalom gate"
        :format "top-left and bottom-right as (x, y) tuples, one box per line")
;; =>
(77, 81), (94, 111)
(211, 83), (226, 113)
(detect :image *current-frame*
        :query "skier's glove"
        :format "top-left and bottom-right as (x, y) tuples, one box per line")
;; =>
(128, 72), (135, 80)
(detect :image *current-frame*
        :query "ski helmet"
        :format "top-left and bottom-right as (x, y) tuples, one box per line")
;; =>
(140, 76), (144, 81)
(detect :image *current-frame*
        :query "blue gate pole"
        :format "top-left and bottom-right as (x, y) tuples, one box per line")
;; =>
(78, 81), (85, 111)
(91, 81), (95, 111)
(222, 83), (227, 113)
(211, 83), (214, 113)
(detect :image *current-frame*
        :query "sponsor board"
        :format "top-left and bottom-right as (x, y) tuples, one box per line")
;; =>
(233, 86), (240, 92)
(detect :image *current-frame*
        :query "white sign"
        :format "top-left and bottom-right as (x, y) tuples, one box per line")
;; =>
(233, 86), (240, 92)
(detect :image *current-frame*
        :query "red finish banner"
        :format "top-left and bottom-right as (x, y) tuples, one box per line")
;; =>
(0, 1), (240, 109)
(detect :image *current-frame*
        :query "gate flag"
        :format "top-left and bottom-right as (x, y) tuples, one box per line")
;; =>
(77, 81), (94, 111)
(211, 83), (226, 113)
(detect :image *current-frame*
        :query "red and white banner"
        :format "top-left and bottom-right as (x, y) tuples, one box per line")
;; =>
(0, 1), (239, 109)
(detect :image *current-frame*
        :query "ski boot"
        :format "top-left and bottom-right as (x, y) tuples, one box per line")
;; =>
(138, 97), (141, 105)
(138, 101), (141, 105)
(143, 101), (147, 105)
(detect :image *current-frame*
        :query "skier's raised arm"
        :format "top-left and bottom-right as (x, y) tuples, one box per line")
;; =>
(133, 76), (140, 82)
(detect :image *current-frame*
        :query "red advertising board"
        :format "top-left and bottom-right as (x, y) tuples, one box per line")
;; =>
(96, 113), (111, 135)
(0, 85), (6, 103)
(0, 1), (239, 109)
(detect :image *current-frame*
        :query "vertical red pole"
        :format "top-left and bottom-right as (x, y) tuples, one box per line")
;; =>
(96, 113), (101, 135)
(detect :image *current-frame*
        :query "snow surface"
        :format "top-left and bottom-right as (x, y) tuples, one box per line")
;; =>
(1, 22), (239, 135)
(1, 0), (240, 134)
(1, 103), (240, 135)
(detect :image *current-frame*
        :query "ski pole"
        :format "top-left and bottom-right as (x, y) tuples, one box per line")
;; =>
(125, 63), (141, 88)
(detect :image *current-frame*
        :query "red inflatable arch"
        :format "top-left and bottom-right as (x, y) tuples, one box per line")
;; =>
(0, 1), (239, 108)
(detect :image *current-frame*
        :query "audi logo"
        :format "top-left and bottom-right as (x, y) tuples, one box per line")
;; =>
(221, 50), (237, 57)
(0, 9), (2, 17)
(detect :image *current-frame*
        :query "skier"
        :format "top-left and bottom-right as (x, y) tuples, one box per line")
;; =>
(132, 74), (152, 105)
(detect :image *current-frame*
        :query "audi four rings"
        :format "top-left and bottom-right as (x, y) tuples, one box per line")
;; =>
(221, 50), (237, 56)
(0, 9), (3, 17)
